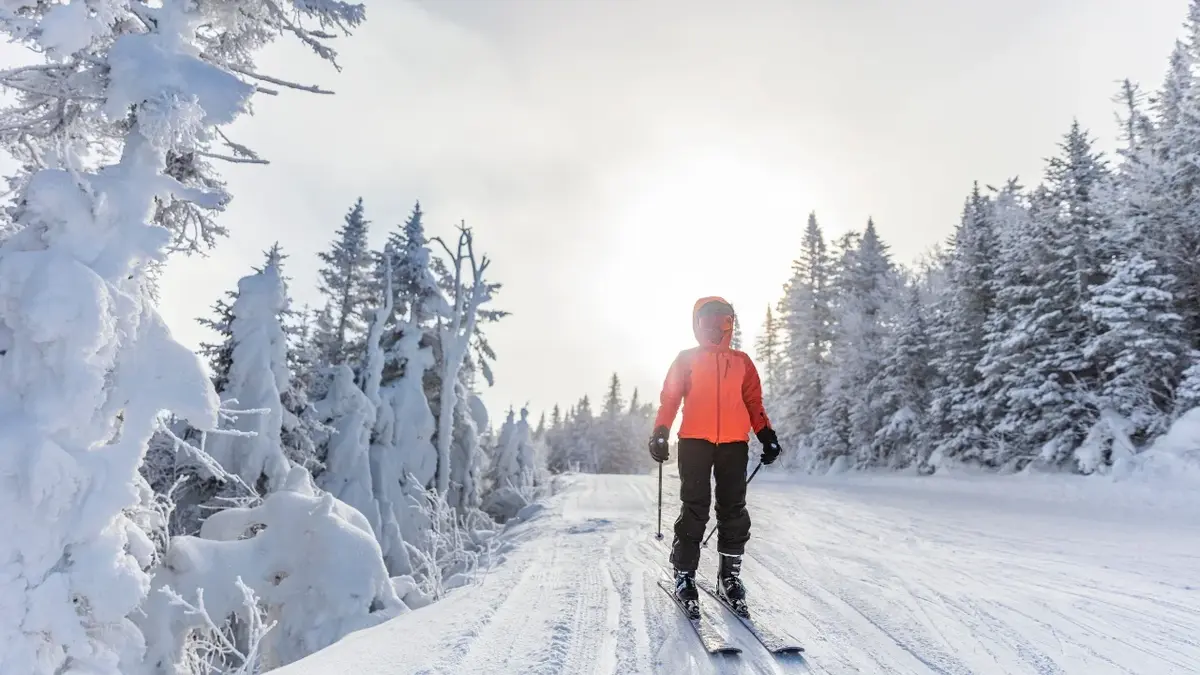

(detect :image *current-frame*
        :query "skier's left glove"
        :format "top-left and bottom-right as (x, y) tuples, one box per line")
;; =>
(649, 426), (670, 463)
(756, 427), (781, 465)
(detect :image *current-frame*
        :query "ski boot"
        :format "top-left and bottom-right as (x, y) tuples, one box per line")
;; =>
(674, 569), (701, 620)
(716, 553), (750, 618)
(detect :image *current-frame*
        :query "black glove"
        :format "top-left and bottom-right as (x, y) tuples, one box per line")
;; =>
(649, 426), (670, 462)
(756, 427), (781, 465)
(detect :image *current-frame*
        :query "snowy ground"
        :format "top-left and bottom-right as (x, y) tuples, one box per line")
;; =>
(278, 468), (1200, 674)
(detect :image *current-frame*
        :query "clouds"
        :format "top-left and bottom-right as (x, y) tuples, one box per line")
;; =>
(96, 0), (1192, 422)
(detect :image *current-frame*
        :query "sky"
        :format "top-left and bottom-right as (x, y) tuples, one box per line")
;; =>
(3, 0), (1191, 428)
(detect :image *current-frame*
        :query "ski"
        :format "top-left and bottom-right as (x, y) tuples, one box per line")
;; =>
(656, 579), (741, 655)
(696, 575), (805, 655)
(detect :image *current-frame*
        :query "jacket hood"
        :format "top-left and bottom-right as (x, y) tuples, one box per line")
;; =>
(692, 295), (735, 349)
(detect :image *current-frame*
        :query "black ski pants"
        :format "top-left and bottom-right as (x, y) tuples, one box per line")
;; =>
(670, 438), (751, 571)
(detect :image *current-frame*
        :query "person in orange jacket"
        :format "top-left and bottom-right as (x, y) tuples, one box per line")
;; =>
(648, 296), (781, 616)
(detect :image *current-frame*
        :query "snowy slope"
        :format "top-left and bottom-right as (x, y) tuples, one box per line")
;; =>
(277, 469), (1200, 674)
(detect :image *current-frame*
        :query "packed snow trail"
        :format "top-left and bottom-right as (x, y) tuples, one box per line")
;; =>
(279, 470), (1200, 674)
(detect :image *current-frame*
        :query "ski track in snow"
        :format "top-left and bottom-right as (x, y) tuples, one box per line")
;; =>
(279, 471), (1200, 675)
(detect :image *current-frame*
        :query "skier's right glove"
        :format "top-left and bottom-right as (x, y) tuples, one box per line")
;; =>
(649, 426), (670, 463)
(756, 427), (781, 465)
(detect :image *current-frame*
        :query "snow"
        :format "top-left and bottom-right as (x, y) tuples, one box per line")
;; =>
(274, 470), (1200, 674)
(1112, 406), (1200, 486)
(37, 0), (110, 58)
(139, 467), (404, 672)
(106, 31), (254, 128)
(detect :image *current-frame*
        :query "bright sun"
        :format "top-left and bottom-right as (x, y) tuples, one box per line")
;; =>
(599, 148), (813, 384)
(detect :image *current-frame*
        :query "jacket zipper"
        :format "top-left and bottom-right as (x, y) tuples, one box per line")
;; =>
(715, 352), (722, 444)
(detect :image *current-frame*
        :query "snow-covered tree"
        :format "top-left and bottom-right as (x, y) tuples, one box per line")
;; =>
(534, 412), (547, 440)
(487, 405), (540, 495)
(543, 375), (657, 475)
(777, 212), (834, 446)
(203, 256), (293, 494)
(926, 184), (1000, 462)
(0, 0), (364, 671)
(368, 305), (440, 576)
(809, 221), (896, 468)
(313, 364), (381, 540)
(869, 282), (934, 468)
(1014, 123), (1112, 465)
(378, 201), (447, 327)
(754, 305), (785, 404)
(428, 224), (497, 504)
(314, 198), (375, 369)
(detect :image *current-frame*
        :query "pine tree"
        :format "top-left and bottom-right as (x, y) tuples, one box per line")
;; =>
(196, 290), (237, 393)
(314, 197), (375, 369)
(926, 184), (1000, 462)
(973, 179), (1040, 467)
(840, 218), (897, 459)
(978, 124), (1112, 467)
(777, 212), (834, 446)
(1082, 81), (1188, 440)
(603, 373), (624, 418)
(870, 282), (934, 468)
(390, 201), (446, 324)
(754, 305), (785, 404)
(1155, 20), (1200, 378)
(203, 255), (295, 494)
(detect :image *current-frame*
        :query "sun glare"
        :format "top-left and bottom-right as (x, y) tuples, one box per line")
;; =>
(600, 148), (812, 386)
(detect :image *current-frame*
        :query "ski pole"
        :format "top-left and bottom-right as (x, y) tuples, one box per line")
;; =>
(700, 461), (762, 549)
(655, 461), (664, 540)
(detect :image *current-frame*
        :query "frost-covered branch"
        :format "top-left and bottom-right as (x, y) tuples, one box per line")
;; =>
(221, 63), (336, 95)
(159, 579), (275, 675)
(196, 150), (270, 165)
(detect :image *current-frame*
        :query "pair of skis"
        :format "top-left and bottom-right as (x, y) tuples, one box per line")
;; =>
(657, 572), (804, 656)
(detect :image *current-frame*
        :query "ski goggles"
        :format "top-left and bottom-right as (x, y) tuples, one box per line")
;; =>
(696, 301), (735, 333)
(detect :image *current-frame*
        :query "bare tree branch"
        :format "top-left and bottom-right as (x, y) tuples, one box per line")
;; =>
(196, 150), (269, 165)
(223, 63), (335, 95)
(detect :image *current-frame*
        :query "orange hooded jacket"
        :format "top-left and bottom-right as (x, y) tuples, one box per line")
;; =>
(653, 296), (771, 444)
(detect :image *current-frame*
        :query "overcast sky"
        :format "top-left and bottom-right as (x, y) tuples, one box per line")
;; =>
(136, 0), (1189, 424)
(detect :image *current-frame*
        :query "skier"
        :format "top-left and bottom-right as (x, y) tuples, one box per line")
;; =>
(648, 296), (781, 618)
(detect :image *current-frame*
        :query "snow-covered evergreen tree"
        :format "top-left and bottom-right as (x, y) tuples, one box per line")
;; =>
(534, 412), (547, 440)
(777, 212), (833, 447)
(926, 184), (1000, 463)
(823, 220), (896, 466)
(0, 1), (363, 671)
(754, 305), (785, 405)
(1083, 82), (1187, 442)
(379, 201), (447, 326)
(313, 364), (381, 539)
(203, 255), (293, 494)
(314, 198), (375, 369)
(1018, 123), (1111, 465)
(869, 281), (934, 468)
